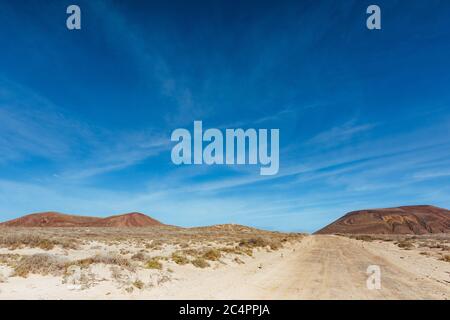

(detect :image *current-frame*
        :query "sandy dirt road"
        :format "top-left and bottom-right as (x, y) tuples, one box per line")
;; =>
(145, 235), (449, 300)
(246, 235), (450, 299)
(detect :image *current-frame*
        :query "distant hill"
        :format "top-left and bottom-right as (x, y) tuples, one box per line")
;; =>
(0, 211), (163, 227)
(90, 212), (162, 227)
(315, 205), (450, 235)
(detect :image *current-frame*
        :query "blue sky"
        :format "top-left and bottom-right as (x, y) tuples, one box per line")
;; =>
(0, 0), (450, 232)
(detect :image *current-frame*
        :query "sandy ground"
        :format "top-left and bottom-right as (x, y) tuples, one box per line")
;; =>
(0, 235), (448, 299)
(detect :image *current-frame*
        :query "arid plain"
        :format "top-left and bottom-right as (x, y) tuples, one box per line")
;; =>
(0, 207), (449, 300)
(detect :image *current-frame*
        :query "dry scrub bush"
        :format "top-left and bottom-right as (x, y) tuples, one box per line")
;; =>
(171, 253), (189, 265)
(269, 240), (282, 250)
(202, 249), (221, 261)
(396, 241), (414, 250)
(0, 253), (21, 267)
(237, 237), (283, 250)
(234, 257), (245, 264)
(0, 233), (78, 250)
(133, 279), (144, 289)
(13, 254), (66, 278)
(146, 240), (164, 250)
(219, 247), (242, 255)
(191, 257), (209, 268)
(131, 252), (147, 261)
(239, 238), (268, 248)
(350, 235), (374, 242)
(441, 255), (450, 262)
(146, 258), (163, 270)
(0, 234), (55, 250)
(70, 254), (131, 269)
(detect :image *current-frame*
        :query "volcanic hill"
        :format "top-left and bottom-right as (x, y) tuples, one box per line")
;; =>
(0, 211), (162, 227)
(315, 205), (450, 235)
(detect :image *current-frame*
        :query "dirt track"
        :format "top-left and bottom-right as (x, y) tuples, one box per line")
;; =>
(246, 235), (450, 299)
(152, 235), (450, 300)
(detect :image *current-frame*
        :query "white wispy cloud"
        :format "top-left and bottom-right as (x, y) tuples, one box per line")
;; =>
(0, 77), (169, 179)
(306, 119), (376, 147)
(87, 0), (207, 127)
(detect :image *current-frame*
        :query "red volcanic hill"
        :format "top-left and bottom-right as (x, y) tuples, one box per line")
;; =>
(315, 205), (450, 235)
(0, 211), (163, 228)
(90, 212), (162, 227)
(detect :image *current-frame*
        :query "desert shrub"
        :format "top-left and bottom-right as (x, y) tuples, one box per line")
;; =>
(125, 286), (134, 293)
(234, 257), (245, 264)
(191, 258), (209, 268)
(0, 233), (79, 250)
(269, 240), (282, 250)
(133, 279), (144, 289)
(60, 240), (79, 250)
(13, 254), (65, 278)
(397, 241), (414, 249)
(171, 253), (189, 265)
(441, 255), (450, 262)
(146, 258), (162, 270)
(110, 266), (123, 281)
(220, 246), (250, 256)
(71, 254), (131, 269)
(37, 239), (55, 250)
(0, 234), (51, 250)
(182, 248), (200, 256)
(202, 249), (221, 261)
(241, 248), (253, 256)
(219, 247), (237, 254)
(425, 242), (442, 249)
(131, 252), (147, 261)
(120, 249), (131, 255)
(350, 235), (374, 242)
(239, 238), (268, 248)
(147, 240), (164, 250)
(0, 253), (21, 267)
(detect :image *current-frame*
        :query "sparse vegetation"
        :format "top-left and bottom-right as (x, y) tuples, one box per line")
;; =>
(131, 252), (147, 261)
(219, 247), (242, 255)
(440, 255), (450, 262)
(13, 254), (66, 278)
(269, 240), (282, 250)
(191, 257), (209, 268)
(171, 253), (189, 265)
(146, 258), (163, 270)
(396, 241), (414, 250)
(0, 224), (305, 294)
(202, 249), (221, 261)
(133, 279), (144, 289)
(71, 254), (131, 269)
(239, 237), (268, 248)
(234, 257), (245, 264)
(0, 233), (77, 250)
(0, 253), (21, 267)
(349, 235), (374, 242)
